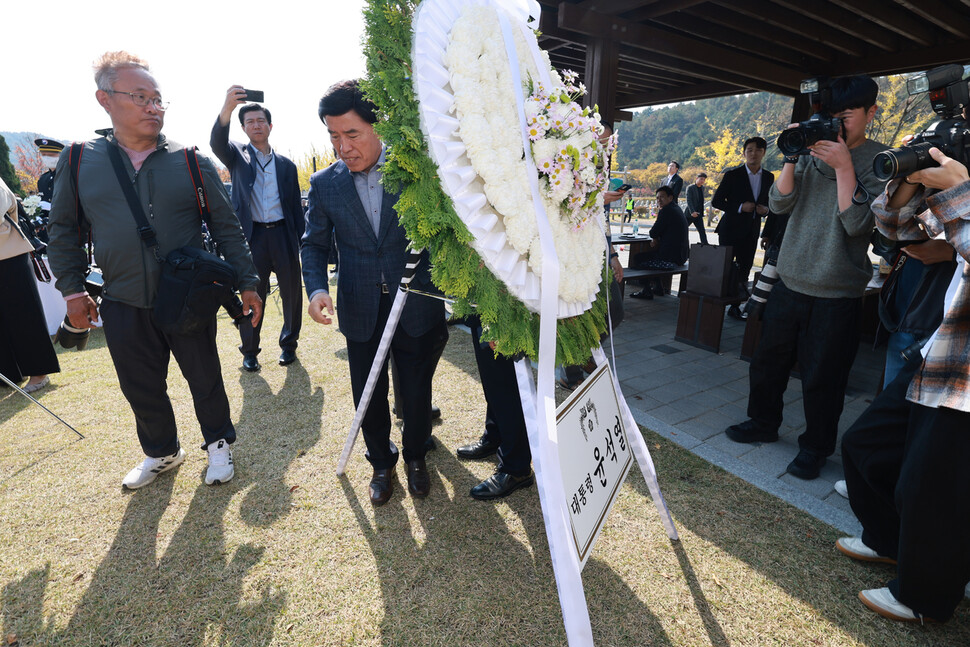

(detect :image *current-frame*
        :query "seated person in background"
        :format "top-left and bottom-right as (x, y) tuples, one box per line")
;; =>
(838, 146), (970, 624)
(630, 185), (688, 299)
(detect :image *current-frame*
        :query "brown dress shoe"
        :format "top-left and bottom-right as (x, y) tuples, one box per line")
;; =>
(369, 467), (396, 506)
(406, 458), (431, 498)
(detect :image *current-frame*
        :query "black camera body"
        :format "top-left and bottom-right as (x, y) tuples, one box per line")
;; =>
(873, 63), (970, 181)
(777, 77), (846, 156)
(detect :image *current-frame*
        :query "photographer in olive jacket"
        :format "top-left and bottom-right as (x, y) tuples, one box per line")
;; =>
(47, 51), (261, 490)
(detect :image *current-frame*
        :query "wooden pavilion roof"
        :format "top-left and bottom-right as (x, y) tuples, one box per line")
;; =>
(536, 0), (970, 122)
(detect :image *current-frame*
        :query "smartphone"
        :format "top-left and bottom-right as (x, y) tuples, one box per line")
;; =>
(242, 89), (264, 103)
(618, 184), (632, 191)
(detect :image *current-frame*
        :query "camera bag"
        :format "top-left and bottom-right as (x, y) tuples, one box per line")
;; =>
(105, 143), (237, 336)
(877, 247), (957, 344)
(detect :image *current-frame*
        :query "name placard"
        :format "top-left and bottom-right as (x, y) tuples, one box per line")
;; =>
(556, 362), (632, 568)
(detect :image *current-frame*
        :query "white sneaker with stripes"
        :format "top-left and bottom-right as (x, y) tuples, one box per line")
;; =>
(205, 440), (234, 485)
(122, 448), (186, 489)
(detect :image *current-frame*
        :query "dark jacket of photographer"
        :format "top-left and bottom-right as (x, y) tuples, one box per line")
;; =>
(47, 132), (259, 308)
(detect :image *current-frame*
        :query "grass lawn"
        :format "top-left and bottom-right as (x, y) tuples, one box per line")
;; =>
(2, 297), (968, 646)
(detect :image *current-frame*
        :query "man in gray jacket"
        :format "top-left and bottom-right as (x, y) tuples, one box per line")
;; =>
(47, 51), (261, 490)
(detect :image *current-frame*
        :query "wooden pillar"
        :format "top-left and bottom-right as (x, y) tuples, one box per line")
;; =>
(584, 36), (619, 125)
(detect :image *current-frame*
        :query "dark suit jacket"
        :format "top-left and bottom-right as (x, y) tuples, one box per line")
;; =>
(685, 182), (705, 220)
(209, 118), (304, 251)
(649, 202), (689, 265)
(712, 164), (774, 244)
(300, 159), (443, 342)
(663, 173), (683, 201)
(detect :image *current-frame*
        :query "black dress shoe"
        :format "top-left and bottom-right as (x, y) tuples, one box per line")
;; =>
(424, 436), (437, 452)
(725, 419), (778, 444)
(456, 436), (499, 460)
(406, 458), (431, 497)
(786, 450), (826, 480)
(279, 349), (297, 366)
(629, 290), (653, 300)
(470, 470), (535, 500)
(369, 467), (396, 506)
(727, 305), (747, 321)
(242, 355), (261, 372)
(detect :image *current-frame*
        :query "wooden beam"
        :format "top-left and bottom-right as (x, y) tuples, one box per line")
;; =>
(841, 40), (970, 79)
(771, 0), (899, 51)
(711, 0), (867, 57)
(624, 0), (709, 21)
(616, 81), (767, 108)
(576, 0), (649, 13)
(650, 13), (820, 68)
(584, 36), (620, 126)
(698, 5), (837, 63)
(556, 3), (803, 89)
(826, 0), (935, 46)
(894, 0), (970, 39)
(615, 44), (797, 96)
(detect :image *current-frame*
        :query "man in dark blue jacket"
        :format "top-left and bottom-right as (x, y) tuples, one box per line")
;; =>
(302, 80), (447, 506)
(211, 87), (304, 371)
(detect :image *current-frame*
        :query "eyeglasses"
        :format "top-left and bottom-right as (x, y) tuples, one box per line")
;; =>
(106, 90), (169, 111)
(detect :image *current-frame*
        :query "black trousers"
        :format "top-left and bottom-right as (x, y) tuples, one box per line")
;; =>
(469, 316), (531, 476)
(239, 223), (303, 356)
(747, 280), (862, 456)
(100, 299), (235, 457)
(687, 215), (708, 245)
(346, 292), (448, 470)
(719, 225), (758, 285)
(842, 355), (970, 621)
(0, 253), (59, 382)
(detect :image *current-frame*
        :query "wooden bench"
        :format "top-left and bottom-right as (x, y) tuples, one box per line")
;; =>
(674, 291), (746, 353)
(621, 264), (689, 296)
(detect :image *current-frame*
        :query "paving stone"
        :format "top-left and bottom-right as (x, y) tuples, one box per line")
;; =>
(647, 403), (697, 426)
(675, 409), (736, 441)
(738, 441), (796, 477)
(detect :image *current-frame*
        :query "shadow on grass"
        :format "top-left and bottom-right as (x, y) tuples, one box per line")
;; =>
(626, 431), (970, 646)
(338, 432), (676, 646)
(236, 357), (324, 527)
(56, 475), (284, 645)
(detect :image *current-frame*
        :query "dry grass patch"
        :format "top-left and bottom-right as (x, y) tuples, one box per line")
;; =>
(1, 300), (968, 646)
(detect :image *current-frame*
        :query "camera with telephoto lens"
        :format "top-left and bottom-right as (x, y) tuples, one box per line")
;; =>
(54, 267), (105, 350)
(222, 293), (252, 328)
(777, 78), (846, 156)
(872, 63), (970, 181)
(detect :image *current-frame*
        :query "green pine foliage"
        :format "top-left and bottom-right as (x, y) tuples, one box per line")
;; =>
(361, 0), (610, 364)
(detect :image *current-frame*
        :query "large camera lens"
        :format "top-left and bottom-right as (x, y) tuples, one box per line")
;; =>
(872, 142), (937, 181)
(777, 128), (807, 156)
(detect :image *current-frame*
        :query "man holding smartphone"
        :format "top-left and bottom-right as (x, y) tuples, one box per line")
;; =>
(211, 86), (304, 372)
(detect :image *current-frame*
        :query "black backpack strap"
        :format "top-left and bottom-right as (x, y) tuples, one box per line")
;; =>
(67, 143), (94, 261)
(105, 143), (163, 263)
(183, 146), (212, 223)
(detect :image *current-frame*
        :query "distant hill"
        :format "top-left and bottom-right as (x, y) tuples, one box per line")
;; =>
(2, 130), (69, 166)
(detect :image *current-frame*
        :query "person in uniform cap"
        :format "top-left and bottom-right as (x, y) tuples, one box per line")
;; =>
(35, 138), (65, 206)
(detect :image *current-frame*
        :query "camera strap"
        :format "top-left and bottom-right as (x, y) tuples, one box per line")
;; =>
(106, 143), (164, 264)
(106, 144), (214, 264)
(67, 143), (94, 266)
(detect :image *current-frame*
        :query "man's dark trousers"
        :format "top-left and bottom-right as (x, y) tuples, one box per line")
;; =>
(239, 221), (303, 357)
(842, 355), (970, 621)
(747, 280), (861, 457)
(346, 291), (448, 470)
(100, 299), (236, 458)
(470, 316), (531, 476)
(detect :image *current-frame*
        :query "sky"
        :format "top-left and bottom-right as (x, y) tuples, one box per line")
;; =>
(6, 0), (368, 162)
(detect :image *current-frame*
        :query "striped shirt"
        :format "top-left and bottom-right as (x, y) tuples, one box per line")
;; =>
(872, 180), (970, 413)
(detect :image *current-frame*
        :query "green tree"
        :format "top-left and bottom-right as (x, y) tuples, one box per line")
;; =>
(0, 134), (23, 196)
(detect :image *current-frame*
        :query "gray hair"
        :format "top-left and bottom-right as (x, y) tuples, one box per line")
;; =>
(93, 51), (151, 92)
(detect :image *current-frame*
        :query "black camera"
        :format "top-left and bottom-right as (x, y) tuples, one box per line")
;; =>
(222, 293), (252, 329)
(872, 64), (970, 181)
(54, 268), (105, 350)
(777, 78), (846, 156)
